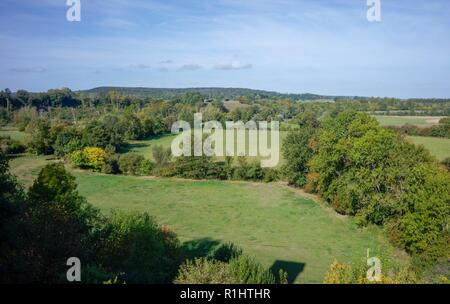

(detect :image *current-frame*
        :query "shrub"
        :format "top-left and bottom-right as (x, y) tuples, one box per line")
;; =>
(102, 154), (120, 174)
(118, 153), (145, 175)
(441, 157), (450, 171)
(174, 258), (235, 284)
(175, 255), (287, 284)
(206, 242), (243, 263)
(232, 158), (265, 181)
(323, 259), (416, 284)
(174, 155), (215, 179)
(262, 168), (280, 182)
(82, 116), (125, 150)
(152, 145), (172, 167)
(140, 159), (155, 176)
(229, 255), (284, 284)
(83, 147), (107, 172)
(70, 147), (107, 172)
(53, 127), (83, 157)
(70, 150), (88, 168)
(26, 118), (54, 155)
(99, 212), (183, 284)
(0, 136), (26, 154)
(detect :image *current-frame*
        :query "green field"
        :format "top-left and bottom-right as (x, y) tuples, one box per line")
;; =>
(0, 127), (29, 143)
(124, 131), (288, 167)
(9, 155), (406, 284)
(373, 115), (445, 127)
(407, 136), (450, 161)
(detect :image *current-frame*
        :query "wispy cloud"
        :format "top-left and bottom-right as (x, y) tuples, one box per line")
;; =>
(10, 67), (47, 73)
(99, 18), (137, 29)
(215, 61), (253, 70)
(130, 64), (152, 69)
(178, 64), (202, 71)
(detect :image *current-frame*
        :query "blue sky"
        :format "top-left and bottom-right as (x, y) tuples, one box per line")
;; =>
(1, 0), (450, 98)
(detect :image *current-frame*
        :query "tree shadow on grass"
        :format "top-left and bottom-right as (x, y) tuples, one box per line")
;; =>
(181, 238), (221, 260)
(270, 260), (305, 284)
(121, 142), (150, 153)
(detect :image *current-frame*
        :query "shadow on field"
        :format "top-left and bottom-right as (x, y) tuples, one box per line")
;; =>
(121, 142), (149, 153)
(270, 260), (305, 284)
(182, 238), (221, 260)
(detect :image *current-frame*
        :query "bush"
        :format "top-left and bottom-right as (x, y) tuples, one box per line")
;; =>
(83, 147), (107, 172)
(206, 242), (243, 263)
(0, 136), (26, 154)
(99, 212), (183, 284)
(26, 118), (54, 155)
(232, 158), (265, 181)
(53, 127), (83, 157)
(323, 259), (416, 284)
(229, 255), (282, 284)
(70, 147), (107, 172)
(102, 154), (120, 174)
(262, 168), (280, 182)
(82, 116), (125, 150)
(118, 153), (145, 175)
(70, 150), (88, 168)
(152, 145), (172, 167)
(139, 159), (155, 176)
(175, 255), (287, 284)
(441, 157), (450, 171)
(174, 258), (235, 284)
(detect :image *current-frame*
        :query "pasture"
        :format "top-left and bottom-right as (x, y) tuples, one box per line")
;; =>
(9, 155), (406, 284)
(407, 136), (450, 161)
(373, 115), (445, 127)
(124, 131), (288, 167)
(0, 127), (29, 143)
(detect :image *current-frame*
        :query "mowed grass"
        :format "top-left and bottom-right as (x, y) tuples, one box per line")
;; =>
(373, 115), (445, 127)
(407, 136), (450, 161)
(9, 155), (406, 284)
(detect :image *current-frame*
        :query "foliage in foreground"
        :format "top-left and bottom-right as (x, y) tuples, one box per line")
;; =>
(0, 155), (183, 283)
(323, 259), (417, 284)
(308, 111), (450, 269)
(175, 255), (287, 284)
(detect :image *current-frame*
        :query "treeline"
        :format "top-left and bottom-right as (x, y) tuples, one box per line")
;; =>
(0, 153), (287, 284)
(335, 97), (450, 116)
(2, 88), (450, 125)
(282, 111), (450, 279)
(81, 86), (332, 101)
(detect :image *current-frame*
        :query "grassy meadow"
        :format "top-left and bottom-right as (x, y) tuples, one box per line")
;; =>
(373, 115), (444, 127)
(407, 136), (450, 161)
(0, 127), (29, 143)
(124, 130), (288, 167)
(8, 155), (406, 284)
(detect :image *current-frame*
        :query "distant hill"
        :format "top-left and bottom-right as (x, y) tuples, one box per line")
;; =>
(79, 86), (340, 101)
